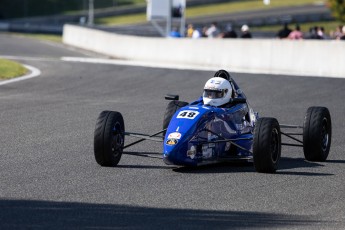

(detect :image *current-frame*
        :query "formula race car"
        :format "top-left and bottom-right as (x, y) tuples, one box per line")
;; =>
(93, 70), (332, 173)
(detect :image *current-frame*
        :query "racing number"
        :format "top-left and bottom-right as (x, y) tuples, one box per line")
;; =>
(177, 110), (199, 119)
(179, 112), (196, 118)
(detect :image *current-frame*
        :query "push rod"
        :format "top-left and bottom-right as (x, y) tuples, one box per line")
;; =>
(123, 129), (166, 149)
(281, 131), (303, 144)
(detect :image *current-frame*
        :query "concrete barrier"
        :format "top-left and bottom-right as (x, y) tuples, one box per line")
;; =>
(63, 24), (345, 78)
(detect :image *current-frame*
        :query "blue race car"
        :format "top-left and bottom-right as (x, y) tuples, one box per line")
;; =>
(94, 70), (332, 173)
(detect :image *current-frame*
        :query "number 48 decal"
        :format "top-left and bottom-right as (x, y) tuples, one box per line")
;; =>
(177, 110), (199, 119)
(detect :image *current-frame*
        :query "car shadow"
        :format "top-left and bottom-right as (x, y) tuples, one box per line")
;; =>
(123, 151), (334, 176)
(0, 199), (329, 229)
(277, 157), (333, 176)
(323, 159), (345, 164)
(174, 157), (333, 176)
(173, 161), (254, 174)
(116, 165), (175, 170)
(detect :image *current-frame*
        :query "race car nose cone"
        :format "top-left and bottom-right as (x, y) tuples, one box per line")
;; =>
(163, 154), (174, 165)
(163, 150), (197, 167)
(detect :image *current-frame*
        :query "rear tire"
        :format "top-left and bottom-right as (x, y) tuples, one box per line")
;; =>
(253, 118), (281, 173)
(162, 100), (188, 134)
(94, 111), (125, 166)
(303, 107), (331, 161)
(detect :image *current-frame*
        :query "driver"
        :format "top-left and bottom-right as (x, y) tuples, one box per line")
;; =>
(203, 77), (232, 107)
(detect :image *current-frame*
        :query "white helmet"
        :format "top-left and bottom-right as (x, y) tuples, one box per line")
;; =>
(241, 24), (249, 32)
(203, 77), (232, 107)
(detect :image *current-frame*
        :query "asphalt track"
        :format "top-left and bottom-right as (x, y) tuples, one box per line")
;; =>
(1, 33), (345, 229)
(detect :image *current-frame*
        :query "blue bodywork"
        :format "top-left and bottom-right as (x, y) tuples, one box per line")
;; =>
(163, 93), (258, 166)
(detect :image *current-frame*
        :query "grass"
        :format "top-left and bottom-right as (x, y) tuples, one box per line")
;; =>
(96, 13), (146, 26)
(96, 0), (327, 26)
(0, 58), (28, 80)
(14, 33), (62, 43)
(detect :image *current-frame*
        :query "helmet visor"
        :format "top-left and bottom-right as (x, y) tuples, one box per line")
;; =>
(203, 89), (227, 99)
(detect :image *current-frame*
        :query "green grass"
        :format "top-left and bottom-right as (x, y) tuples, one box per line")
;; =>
(97, 0), (326, 26)
(96, 13), (146, 25)
(16, 33), (62, 43)
(0, 58), (28, 80)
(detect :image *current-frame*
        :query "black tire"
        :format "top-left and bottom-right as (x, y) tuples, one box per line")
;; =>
(303, 107), (332, 161)
(253, 118), (281, 173)
(162, 100), (188, 133)
(94, 111), (125, 166)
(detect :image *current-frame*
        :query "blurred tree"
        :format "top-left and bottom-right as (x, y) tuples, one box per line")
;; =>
(0, 0), (81, 19)
(328, 0), (345, 22)
(0, 0), (141, 19)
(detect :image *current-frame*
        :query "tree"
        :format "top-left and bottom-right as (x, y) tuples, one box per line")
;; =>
(0, 0), (128, 19)
(328, 0), (345, 22)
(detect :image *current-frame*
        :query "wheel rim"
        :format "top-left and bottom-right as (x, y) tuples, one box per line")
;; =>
(111, 122), (124, 156)
(321, 118), (329, 152)
(271, 128), (279, 163)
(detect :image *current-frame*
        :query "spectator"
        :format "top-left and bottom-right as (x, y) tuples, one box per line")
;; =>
(205, 22), (220, 38)
(277, 23), (292, 39)
(192, 28), (202, 39)
(330, 25), (343, 40)
(288, 24), (303, 40)
(169, 27), (181, 38)
(341, 26), (345, 40)
(308, 26), (322, 39)
(318, 27), (326, 39)
(186, 24), (194, 38)
(240, 24), (252, 38)
(221, 24), (238, 38)
(201, 26), (208, 38)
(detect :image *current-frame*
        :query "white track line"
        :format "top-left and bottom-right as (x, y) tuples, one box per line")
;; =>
(0, 65), (41, 86)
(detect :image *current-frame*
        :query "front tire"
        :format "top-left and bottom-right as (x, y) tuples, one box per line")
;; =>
(303, 107), (331, 161)
(253, 118), (281, 173)
(94, 111), (125, 166)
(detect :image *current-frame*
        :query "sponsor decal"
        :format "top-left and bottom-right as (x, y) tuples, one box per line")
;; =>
(166, 138), (178, 146)
(168, 132), (182, 139)
(187, 146), (196, 159)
